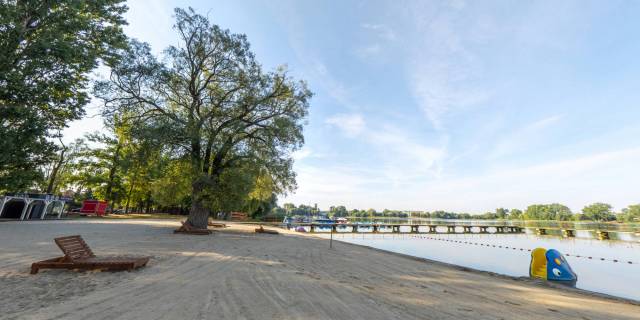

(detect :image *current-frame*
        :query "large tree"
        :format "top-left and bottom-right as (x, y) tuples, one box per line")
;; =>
(95, 8), (311, 228)
(0, 0), (128, 192)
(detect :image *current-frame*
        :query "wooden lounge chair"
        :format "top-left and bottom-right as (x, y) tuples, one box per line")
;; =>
(31, 235), (149, 274)
(174, 221), (212, 235)
(255, 225), (279, 235)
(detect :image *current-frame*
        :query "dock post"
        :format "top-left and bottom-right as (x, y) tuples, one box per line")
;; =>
(496, 226), (504, 234)
(352, 225), (358, 233)
(310, 225), (316, 233)
(429, 225), (437, 233)
(411, 225), (418, 233)
(562, 229), (574, 237)
(332, 224), (338, 233)
(447, 226), (456, 234)
(596, 230), (610, 240)
(479, 226), (488, 234)
(536, 228), (546, 235)
(392, 225), (400, 233)
(373, 225), (379, 233)
(463, 226), (472, 233)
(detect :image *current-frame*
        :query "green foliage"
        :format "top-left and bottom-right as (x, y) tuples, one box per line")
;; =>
(329, 205), (348, 217)
(0, 107), (54, 191)
(150, 160), (191, 209)
(620, 204), (640, 222)
(509, 208), (523, 219)
(579, 203), (615, 222)
(523, 203), (573, 221)
(0, 0), (128, 192)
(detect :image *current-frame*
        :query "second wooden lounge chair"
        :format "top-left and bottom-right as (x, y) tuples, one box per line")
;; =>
(31, 235), (150, 274)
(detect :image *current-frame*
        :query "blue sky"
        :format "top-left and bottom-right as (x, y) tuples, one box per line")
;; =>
(64, 0), (640, 213)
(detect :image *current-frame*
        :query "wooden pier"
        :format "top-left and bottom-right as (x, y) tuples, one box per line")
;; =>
(286, 224), (524, 235)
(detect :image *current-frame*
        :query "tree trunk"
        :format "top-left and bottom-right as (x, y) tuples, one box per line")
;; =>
(186, 180), (210, 229)
(46, 146), (66, 194)
(124, 179), (135, 214)
(106, 141), (122, 212)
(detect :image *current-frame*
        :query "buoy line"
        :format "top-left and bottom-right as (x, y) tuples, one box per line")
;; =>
(403, 235), (638, 265)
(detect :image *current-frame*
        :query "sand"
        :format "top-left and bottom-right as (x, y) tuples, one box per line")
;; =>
(0, 219), (638, 320)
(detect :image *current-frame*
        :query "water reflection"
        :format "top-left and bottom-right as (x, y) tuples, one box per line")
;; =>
(322, 233), (640, 301)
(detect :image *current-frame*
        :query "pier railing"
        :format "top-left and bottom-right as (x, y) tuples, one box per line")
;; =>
(285, 223), (524, 234)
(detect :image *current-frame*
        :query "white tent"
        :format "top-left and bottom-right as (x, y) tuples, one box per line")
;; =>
(0, 194), (66, 220)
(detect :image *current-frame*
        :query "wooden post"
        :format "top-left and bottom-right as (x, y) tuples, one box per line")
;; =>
(536, 228), (546, 235)
(352, 225), (358, 233)
(447, 226), (456, 234)
(411, 225), (418, 233)
(596, 230), (609, 240)
(429, 225), (437, 233)
(373, 225), (379, 233)
(330, 226), (333, 249)
(310, 224), (316, 233)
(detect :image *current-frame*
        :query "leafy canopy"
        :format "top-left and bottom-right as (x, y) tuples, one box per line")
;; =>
(0, 0), (128, 192)
(94, 8), (311, 227)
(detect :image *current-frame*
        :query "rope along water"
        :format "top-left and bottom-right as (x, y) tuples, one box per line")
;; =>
(408, 235), (638, 265)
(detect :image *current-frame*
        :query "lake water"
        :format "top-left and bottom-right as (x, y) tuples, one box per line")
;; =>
(317, 232), (640, 301)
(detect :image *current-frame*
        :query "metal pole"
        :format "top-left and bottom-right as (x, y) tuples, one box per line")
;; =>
(330, 224), (333, 249)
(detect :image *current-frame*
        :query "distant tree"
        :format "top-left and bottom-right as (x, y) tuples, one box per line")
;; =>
(365, 208), (377, 217)
(330, 205), (348, 217)
(524, 203), (572, 221)
(0, 0), (128, 192)
(509, 209), (523, 220)
(495, 208), (509, 219)
(580, 203), (615, 222)
(283, 203), (296, 214)
(620, 204), (640, 222)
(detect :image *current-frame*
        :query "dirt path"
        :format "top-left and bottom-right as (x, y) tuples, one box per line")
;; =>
(0, 219), (638, 319)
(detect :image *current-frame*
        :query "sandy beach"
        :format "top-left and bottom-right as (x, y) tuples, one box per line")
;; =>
(1, 219), (638, 320)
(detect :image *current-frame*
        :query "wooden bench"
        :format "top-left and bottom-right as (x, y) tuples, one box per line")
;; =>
(31, 235), (149, 274)
(230, 212), (248, 221)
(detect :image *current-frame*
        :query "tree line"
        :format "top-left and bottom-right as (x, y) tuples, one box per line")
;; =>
(275, 203), (640, 222)
(1, 3), (311, 228)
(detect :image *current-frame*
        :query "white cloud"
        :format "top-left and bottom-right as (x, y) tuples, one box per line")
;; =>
(325, 113), (366, 137)
(489, 114), (563, 159)
(287, 146), (640, 213)
(411, 147), (640, 213)
(292, 146), (313, 161)
(354, 43), (382, 59)
(406, 8), (494, 130)
(325, 114), (447, 187)
(361, 23), (396, 41)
